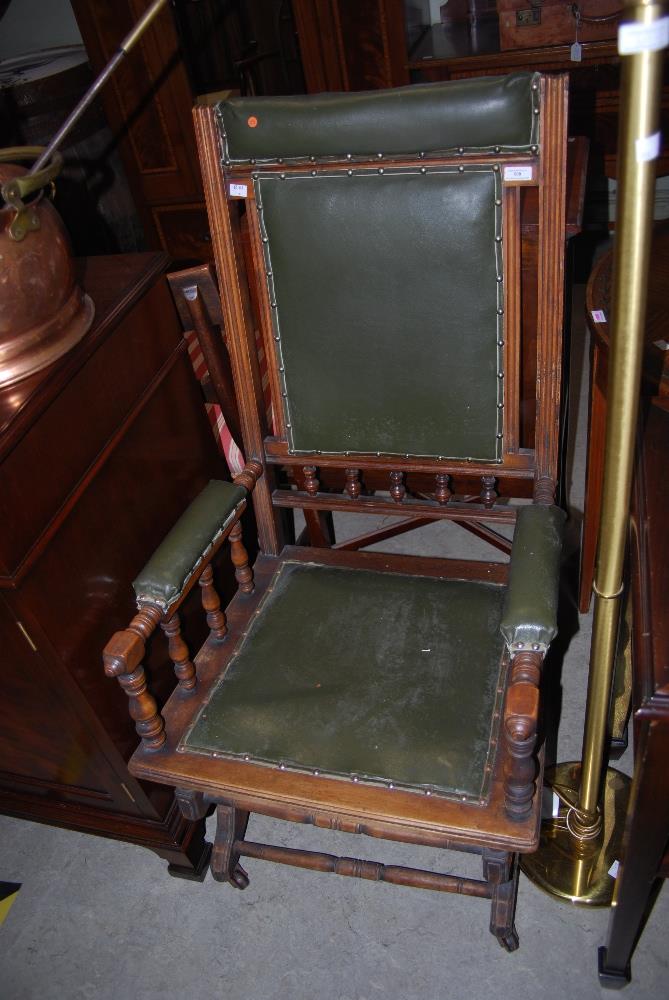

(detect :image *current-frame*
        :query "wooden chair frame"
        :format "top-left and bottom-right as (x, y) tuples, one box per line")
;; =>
(197, 76), (567, 557)
(105, 74), (569, 952)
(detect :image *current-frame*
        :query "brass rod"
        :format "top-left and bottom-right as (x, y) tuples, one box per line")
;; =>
(29, 0), (170, 174)
(578, 0), (665, 823)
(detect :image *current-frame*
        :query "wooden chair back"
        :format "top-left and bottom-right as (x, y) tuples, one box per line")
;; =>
(193, 74), (568, 556)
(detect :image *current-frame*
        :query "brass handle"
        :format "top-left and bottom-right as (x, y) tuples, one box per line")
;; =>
(0, 146), (63, 202)
(0, 146), (63, 241)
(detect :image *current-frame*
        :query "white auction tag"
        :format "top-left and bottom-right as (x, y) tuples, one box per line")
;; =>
(229, 182), (248, 198)
(503, 165), (533, 182)
(654, 339), (669, 350)
(591, 309), (607, 324)
(618, 17), (669, 55)
(608, 860), (620, 879)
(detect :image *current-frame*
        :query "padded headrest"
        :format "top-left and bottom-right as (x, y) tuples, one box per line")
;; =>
(218, 72), (539, 164)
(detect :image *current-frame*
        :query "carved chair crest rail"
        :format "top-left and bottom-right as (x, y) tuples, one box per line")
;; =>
(104, 71), (569, 952)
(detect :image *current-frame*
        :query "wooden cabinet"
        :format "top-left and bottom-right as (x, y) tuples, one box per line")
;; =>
(0, 253), (230, 877)
(292, 0), (410, 92)
(70, 0), (212, 262)
(292, 0), (669, 179)
(70, 0), (305, 262)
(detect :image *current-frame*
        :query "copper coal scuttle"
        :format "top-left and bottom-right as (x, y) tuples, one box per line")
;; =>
(0, 146), (94, 388)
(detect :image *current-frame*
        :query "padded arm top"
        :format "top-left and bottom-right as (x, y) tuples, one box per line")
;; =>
(218, 72), (539, 163)
(133, 480), (246, 612)
(500, 504), (565, 654)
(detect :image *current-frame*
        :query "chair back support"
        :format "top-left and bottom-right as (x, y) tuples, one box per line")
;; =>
(193, 73), (568, 555)
(256, 166), (503, 461)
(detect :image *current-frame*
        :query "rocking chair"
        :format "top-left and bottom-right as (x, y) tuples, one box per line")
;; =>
(104, 71), (568, 951)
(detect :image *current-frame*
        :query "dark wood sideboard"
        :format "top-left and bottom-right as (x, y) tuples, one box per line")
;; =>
(0, 252), (231, 877)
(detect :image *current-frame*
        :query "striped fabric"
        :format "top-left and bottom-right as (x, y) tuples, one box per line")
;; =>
(184, 327), (273, 476)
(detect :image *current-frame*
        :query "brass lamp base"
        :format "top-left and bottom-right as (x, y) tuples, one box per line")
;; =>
(521, 762), (631, 906)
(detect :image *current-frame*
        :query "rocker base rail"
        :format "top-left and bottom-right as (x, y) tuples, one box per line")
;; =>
(234, 839), (493, 897)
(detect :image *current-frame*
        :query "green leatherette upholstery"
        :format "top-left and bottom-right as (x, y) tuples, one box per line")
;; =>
(183, 562), (507, 799)
(133, 480), (246, 612)
(258, 168), (503, 459)
(219, 73), (539, 162)
(500, 504), (565, 652)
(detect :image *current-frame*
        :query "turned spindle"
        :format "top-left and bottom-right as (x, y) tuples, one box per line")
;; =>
(435, 473), (451, 505)
(389, 471), (406, 503)
(230, 521), (254, 593)
(303, 466), (319, 496)
(533, 475), (556, 505)
(480, 475), (497, 508)
(161, 612), (196, 689)
(345, 468), (361, 499)
(198, 562), (228, 640)
(103, 605), (166, 751)
(234, 459), (263, 493)
(503, 650), (542, 821)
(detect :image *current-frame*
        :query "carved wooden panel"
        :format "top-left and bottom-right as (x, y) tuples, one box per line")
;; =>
(293, 0), (409, 93)
(95, 0), (177, 173)
(334, 0), (405, 91)
(71, 0), (205, 254)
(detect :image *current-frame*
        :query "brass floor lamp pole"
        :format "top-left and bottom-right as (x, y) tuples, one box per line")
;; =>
(522, 0), (666, 905)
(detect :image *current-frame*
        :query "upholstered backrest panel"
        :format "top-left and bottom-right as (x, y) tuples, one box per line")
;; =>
(219, 72), (538, 163)
(257, 166), (503, 461)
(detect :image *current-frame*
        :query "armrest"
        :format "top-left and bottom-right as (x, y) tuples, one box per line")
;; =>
(500, 504), (565, 655)
(133, 479), (247, 612)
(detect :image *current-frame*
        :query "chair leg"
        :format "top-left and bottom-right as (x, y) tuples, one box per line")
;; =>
(483, 849), (520, 952)
(211, 802), (251, 889)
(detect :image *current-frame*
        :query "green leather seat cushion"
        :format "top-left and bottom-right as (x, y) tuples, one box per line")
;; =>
(183, 562), (507, 800)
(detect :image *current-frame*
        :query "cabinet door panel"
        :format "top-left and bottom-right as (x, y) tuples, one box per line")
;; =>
(0, 598), (124, 809)
(70, 0), (203, 249)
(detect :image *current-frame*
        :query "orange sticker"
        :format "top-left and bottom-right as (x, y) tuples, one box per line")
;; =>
(247, 116), (258, 128)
